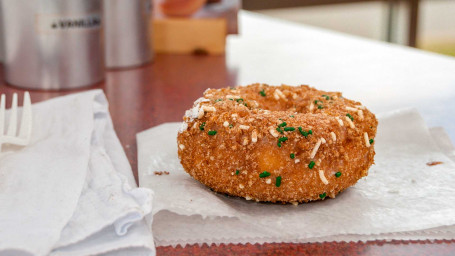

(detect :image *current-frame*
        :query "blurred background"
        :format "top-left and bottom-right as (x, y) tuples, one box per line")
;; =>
(0, 0), (453, 90)
(244, 0), (455, 56)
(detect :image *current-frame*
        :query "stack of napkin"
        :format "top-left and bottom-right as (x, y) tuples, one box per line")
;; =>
(0, 91), (154, 256)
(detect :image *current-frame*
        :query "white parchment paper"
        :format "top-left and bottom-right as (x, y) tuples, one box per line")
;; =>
(138, 109), (455, 246)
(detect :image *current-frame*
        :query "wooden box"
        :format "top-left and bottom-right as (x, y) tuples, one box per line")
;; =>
(151, 18), (227, 55)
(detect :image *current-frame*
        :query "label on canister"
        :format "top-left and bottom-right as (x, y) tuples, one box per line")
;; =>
(35, 13), (101, 34)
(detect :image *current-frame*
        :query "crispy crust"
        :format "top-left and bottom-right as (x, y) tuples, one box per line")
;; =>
(177, 84), (377, 203)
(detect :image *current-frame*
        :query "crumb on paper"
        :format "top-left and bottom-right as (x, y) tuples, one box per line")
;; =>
(154, 171), (170, 176)
(426, 161), (443, 166)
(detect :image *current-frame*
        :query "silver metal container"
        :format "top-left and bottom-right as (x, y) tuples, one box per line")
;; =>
(1, 0), (103, 90)
(103, 0), (153, 69)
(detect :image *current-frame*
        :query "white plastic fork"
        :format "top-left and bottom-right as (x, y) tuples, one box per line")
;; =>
(0, 92), (32, 151)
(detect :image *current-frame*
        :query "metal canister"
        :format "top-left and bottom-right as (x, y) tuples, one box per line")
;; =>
(1, 0), (103, 90)
(103, 0), (153, 69)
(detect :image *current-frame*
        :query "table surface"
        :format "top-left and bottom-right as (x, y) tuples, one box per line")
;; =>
(1, 11), (455, 256)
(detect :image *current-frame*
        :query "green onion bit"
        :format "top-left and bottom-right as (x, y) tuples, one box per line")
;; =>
(275, 176), (282, 187)
(298, 127), (307, 137)
(284, 127), (295, 132)
(308, 161), (315, 169)
(346, 113), (354, 121)
(207, 130), (217, 136)
(290, 153), (295, 159)
(199, 122), (206, 131)
(335, 172), (342, 178)
(369, 139), (374, 144)
(278, 137), (288, 142)
(259, 89), (266, 97)
(298, 127), (312, 138)
(235, 170), (240, 175)
(259, 171), (270, 178)
(319, 192), (327, 199)
(278, 122), (287, 127)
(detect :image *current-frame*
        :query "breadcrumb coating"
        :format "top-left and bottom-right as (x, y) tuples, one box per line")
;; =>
(177, 84), (377, 204)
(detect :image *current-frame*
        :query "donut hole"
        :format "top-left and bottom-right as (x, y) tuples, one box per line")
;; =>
(252, 96), (311, 114)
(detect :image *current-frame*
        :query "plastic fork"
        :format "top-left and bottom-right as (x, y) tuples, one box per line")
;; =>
(0, 92), (32, 151)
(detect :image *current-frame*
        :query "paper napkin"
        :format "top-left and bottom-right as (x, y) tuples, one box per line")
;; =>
(0, 90), (154, 256)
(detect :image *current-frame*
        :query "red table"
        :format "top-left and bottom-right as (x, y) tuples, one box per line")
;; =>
(1, 53), (454, 255)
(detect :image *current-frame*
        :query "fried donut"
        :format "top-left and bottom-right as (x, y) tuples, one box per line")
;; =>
(177, 84), (377, 203)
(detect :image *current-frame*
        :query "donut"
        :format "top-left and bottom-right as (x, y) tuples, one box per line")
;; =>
(177, 84), (377, 203)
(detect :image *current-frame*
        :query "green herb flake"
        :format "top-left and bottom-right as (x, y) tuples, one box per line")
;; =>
(318, 105), (323, 109)
(259, 89), (266, 97)
(235, 170), (240, 175)
(275, 176), (282, 187)
(228, 98), (234, 101)
(236, 98), (244, 103)
(314, 100), (320, 104)
(308, 161), (315, 169)
(229, 124), (233, 128)
(277, 142), (282, 148)
(289, 115), (294, 118)
(214, 99), (223, 102)
(207, 130), (217, 136)
(322, 95), (330, 100)
(278, 122), (287, 127)
(298, 127), (313, 138)
(298, 127), (308, 137)
(369, 139), (374, 144)
(259, 171), (270, 178)
(290, 153), (295, 159)
(335, 172), (342, 178)
(346, 113), (354, 121)
(199, 122), (206, 131)
(284, 127), (295, 132)
(278, 137), (288, 143)
(319, 192), (327, 199)
(276, 127), (284, 134)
